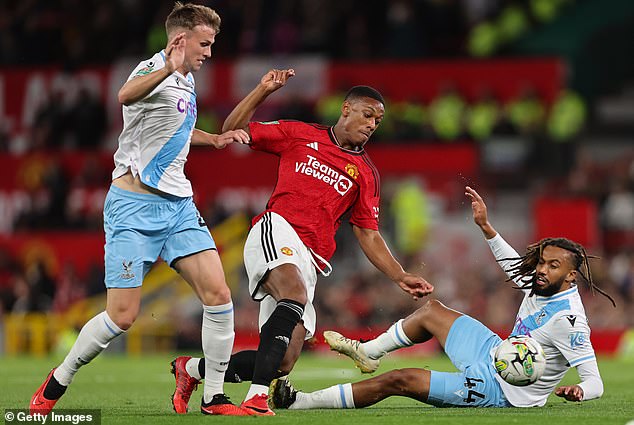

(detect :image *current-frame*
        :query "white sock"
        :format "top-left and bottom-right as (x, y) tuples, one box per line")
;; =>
(185, 357), (203, 381)
(362, 319), (413, 359)
(244, 384), (269, 401)
(201, 302), (235, 403)
(54, 311), (124, 386)
(290, 383), (355, 409)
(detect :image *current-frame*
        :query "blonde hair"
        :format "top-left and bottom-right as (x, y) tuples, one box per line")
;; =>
(165, 2), (221, 36)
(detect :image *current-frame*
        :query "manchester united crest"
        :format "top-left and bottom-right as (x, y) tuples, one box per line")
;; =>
(281, 247), (293, 256)
(345, 163), (359, 179)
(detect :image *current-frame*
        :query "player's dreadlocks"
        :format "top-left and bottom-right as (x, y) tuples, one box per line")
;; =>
(500, 237), (616, 307)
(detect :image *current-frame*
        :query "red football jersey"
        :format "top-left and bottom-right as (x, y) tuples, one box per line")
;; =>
(249, 120), (380, 263)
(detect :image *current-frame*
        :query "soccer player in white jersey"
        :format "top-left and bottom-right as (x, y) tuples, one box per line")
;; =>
(29, 2), (251, 417)
(270, 185), (616, 410)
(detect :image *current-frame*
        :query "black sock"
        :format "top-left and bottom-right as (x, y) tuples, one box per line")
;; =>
(197, 350), (258, 382)
(224, 350), (257, 383)
(251, 299), (304, 387)
(43, 374), (67, 400)
(198, 358), (205, 380)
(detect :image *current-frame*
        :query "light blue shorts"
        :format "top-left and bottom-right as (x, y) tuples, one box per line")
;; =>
(427, 315), (511, 408)
(103, 185), (215, 288)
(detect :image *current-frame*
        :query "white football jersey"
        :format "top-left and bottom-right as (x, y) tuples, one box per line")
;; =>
(486, 234), (597, 407)
(112, 51), (196, 197)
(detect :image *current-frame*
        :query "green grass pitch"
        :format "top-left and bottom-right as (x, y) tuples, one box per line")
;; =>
(2, 352), (633, 424)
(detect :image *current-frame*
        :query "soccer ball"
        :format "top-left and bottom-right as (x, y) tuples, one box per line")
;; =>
(494, 335), (546, 386)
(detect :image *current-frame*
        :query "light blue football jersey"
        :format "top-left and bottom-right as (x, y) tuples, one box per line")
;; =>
(113, 50), (197, 197)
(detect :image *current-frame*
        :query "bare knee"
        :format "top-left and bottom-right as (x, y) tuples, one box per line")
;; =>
(198, 283), (232, 306)
(401, 299), (452, 343)
(106, 307), (138, 330)
(403, 299), (444, 332)
(422, 299), (446, 314)
(413, 299), (445, 322)
(405, 299), (461, 347)
(106, 288), (141, 330)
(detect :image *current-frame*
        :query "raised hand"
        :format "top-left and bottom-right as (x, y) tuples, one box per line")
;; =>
(465, 186), (497, 239)
(259, 69), (295, 94)
(465, 186), (488, 227)
(165, 32), (186, 74)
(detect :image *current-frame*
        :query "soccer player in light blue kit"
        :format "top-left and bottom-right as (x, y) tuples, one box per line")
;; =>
(270, 186), (614, 409)
(30, 2), (250, 417)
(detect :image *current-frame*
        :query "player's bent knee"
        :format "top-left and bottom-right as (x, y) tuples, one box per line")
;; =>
(424, 298), (444, 311)
(109, 313), (137, 330)
(194, 281), (231, 305)
(198, 282), (232, 305)
(416, 299), (445, 320)
(106, 303), (139, 330)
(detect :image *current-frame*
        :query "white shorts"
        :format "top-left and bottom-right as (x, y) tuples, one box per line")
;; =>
(244, 212), (318, 339)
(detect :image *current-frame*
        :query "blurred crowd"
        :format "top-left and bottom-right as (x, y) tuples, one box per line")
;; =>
(0, 80), (586, 155)
(312, 86), (586, 143)
(0, 253), (105, 315)
(0, 0), (594, 155)
(0, 0), (539, 66)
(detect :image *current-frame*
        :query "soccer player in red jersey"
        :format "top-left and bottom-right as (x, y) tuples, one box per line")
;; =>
(171, 69), (434, 415)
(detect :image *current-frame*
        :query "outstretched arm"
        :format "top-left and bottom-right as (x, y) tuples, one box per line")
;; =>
(222, 69), (295, 133)
(352, 225), (434, 299)
(190, 128), (250, 148)
(118, 33), (186, 105)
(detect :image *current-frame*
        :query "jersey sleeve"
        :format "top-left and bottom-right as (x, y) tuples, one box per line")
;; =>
(248, 120), (295, 154)
(486, 233), (531, 291)
(349, 171), (380, 230)
(126, 53), (167, 100)
(576, 359), (604, 401)
(549, 313), (597, 368)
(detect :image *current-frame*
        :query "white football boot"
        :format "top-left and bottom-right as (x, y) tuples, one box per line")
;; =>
(323, 331), (379, 373)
